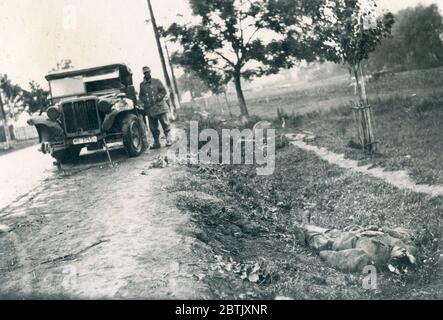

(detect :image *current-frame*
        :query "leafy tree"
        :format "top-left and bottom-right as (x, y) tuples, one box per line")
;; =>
(369, 4), (443, 71)
(24, 81), (49, 114)
(166, 0), (320, 119)
(313, 0), (394, 151)
(314, 0), (394, 100)
(0, 74), (25, 119)
(178, 71), (210, 100)
(0, 74), (26, 146)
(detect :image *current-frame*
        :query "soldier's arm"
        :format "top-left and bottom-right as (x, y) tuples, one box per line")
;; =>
(156, 80), (167, 101)
(139, 83), (145, 101)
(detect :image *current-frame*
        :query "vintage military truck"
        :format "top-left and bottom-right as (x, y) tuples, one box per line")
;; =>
(28, 63), (148, 163)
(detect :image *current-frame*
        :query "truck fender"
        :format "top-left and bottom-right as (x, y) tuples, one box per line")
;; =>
(102, 109), (126, 132)
(27, 116), (64, 142)
(101, 96), (143, 132)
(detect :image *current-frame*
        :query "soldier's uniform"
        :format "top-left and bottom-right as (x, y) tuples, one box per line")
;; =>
(139, 75), (171, 147)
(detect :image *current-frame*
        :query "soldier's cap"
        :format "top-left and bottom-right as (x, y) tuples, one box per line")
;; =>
(142, 66), (151, 73)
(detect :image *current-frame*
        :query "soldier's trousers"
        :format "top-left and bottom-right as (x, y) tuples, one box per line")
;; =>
(147, 113), (171, 141)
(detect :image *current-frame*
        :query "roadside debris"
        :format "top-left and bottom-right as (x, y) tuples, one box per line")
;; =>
(142, 156), (170, 172)
(0, 224), (11, 234)
(209, 255), (271, 285)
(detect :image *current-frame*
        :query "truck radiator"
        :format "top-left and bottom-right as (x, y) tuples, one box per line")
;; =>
(62, 100), (100, 135)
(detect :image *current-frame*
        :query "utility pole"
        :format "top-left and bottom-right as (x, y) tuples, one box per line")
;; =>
(146, 0), (177, 115)
(0, 89), (12, 149)
(163, 40), (182, 108)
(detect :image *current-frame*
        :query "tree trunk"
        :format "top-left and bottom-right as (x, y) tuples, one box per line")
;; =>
(0, 93), (12, 149)
(233, 72), (249, 120)
(352, 63), (376, 153)
(189, 81), (195, 102)
(353, 68), (362, 102)
(224, 91), (233, 118)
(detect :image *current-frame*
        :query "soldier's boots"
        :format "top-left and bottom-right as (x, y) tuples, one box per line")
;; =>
(151, 137), (161, 149)
(151, 133), (172, 149)
(166, 132), (173, 147)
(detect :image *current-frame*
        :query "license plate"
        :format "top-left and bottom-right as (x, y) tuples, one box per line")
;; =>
(73, 136), (98, 145)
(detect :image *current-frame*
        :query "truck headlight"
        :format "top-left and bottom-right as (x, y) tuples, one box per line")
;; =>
(98, 99), (113, 113)
(113, 98), (133, 111)
(47, 106), (60, 121)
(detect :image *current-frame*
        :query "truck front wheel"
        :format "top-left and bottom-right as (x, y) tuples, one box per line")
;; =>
(121, 114), (147, 157)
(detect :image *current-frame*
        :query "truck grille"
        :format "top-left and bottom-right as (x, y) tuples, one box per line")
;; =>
(62, 99), (100, 135)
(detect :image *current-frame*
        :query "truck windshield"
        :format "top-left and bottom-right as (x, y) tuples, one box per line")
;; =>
(50, 76), (86, 99)
(49, 68), (122, 99)
(83, 69), (122, 93)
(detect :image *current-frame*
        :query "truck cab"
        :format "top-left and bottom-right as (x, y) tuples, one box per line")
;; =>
(28, 63), (148, 164)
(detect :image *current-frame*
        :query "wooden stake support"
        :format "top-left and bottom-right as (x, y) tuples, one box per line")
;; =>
(352, 104), (377, 153)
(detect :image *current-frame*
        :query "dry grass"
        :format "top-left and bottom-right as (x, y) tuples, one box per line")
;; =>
(183, 67), (443, 185)
(171, 67), (443, 299)
(170, 109), (442, 299)
(283, 93), (443, 185)
(169, 141), (441, 299)
(185, 67), (443, 120)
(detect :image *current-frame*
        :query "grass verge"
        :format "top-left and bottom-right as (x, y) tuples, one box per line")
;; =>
(282, 92), (443, 186)
(168, 112), (442, 299)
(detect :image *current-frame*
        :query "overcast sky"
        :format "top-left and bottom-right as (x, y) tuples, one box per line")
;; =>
(0, 0), (440, 89)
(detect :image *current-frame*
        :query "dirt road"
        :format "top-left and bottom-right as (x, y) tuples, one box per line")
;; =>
(0, 146), (211, 299)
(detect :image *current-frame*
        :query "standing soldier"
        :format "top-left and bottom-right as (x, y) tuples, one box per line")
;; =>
(139, 66), (172, 149)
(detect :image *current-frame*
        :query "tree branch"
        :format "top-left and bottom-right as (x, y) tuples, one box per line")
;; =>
(238, 1), (245, 65)
(245, 26), (261, 46)
(212, 50), (236, 67)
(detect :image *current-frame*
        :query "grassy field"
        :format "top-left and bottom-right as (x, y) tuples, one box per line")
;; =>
(172, 66), (443, 299)
(291, 93), (443, 186)
(188, 66), (443, 120)
(170, 111), (441, 299)
(185, 67), (443, 186)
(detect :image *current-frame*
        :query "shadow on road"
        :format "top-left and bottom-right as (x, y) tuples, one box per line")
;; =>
(61, 144), (131, 172)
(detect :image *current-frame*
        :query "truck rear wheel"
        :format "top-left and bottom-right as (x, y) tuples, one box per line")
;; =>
(121, 114), (147, 157)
